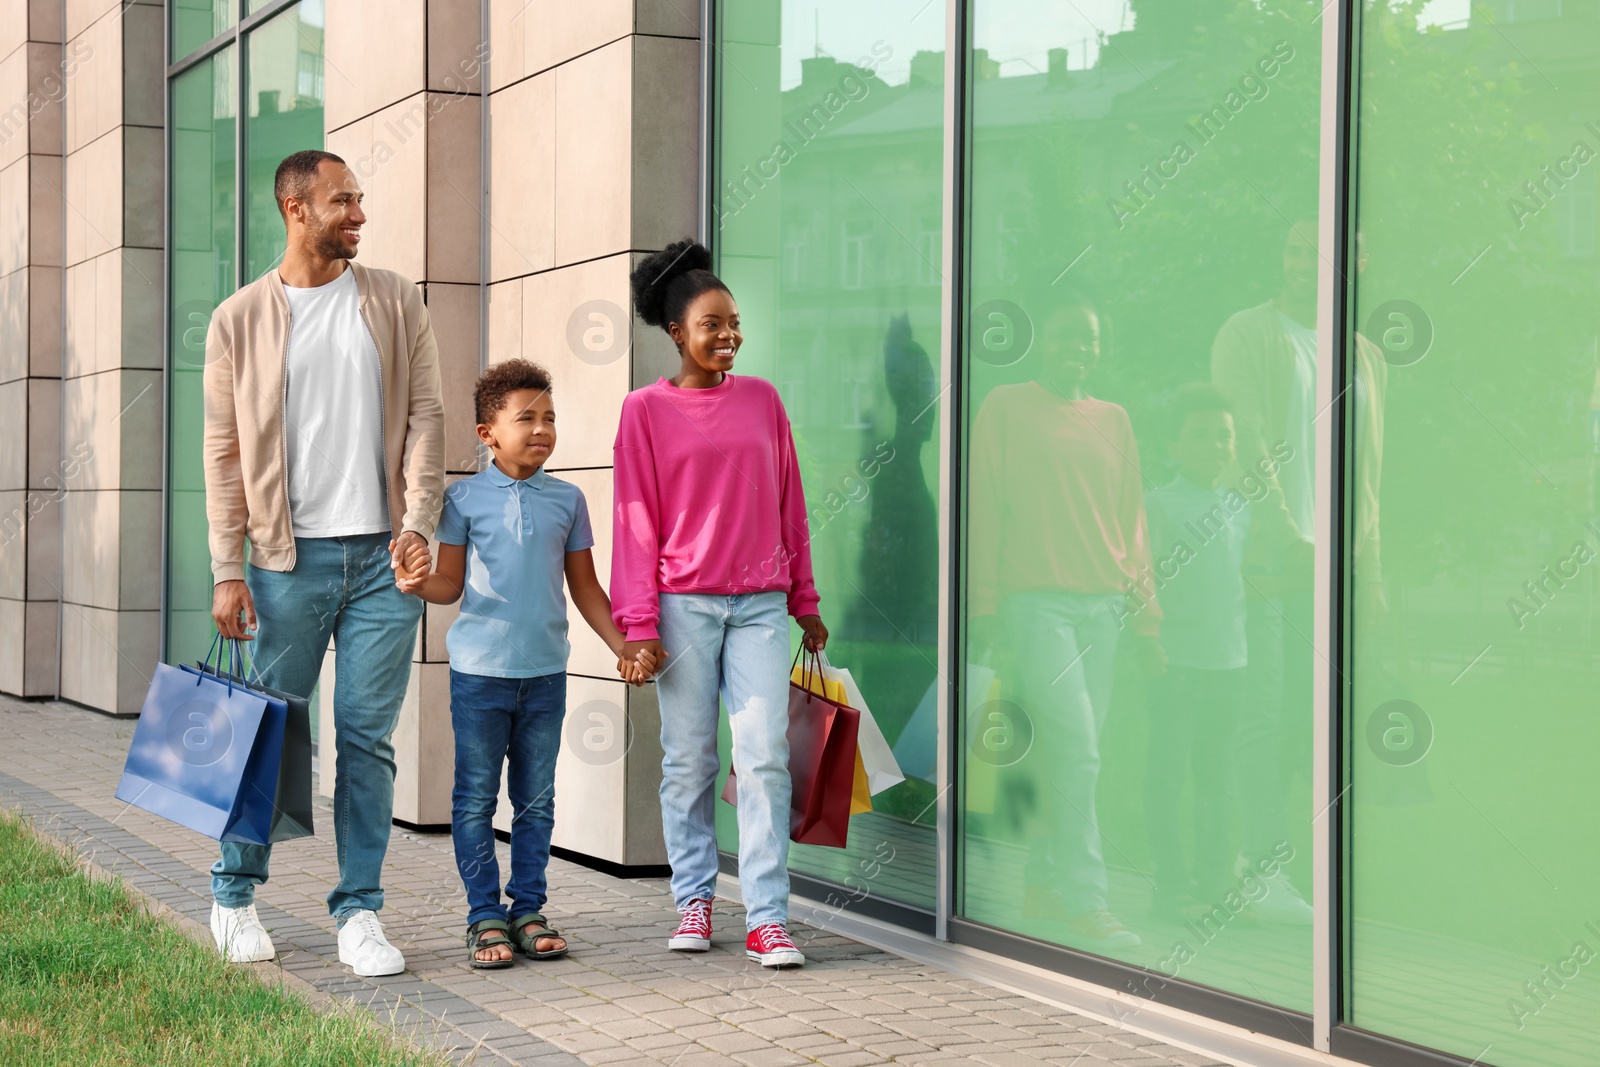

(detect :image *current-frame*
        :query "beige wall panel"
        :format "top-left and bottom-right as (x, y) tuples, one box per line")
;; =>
(25, 374), (57, 488)
(0, 489), (23, 597)
(27, 264), (62, 376)
(23, 597), (56, 694)
(327, 98), (428, 282)
(64, 12), (117, 155)
(428, 0), (484, 94)
(424, 90), (481, 284)
(0, 596), (20, 694)
(488, 0), (631, 92)
(555, 466), (614, 680)
(0, 157), (28, 276)
(64, 127), (119, 266)
(24, 476), (58, 596)
(117, 246), (160, 369)
(487, 73), (554, 280)
(630, 35), (699, 252)
(60, 601), (155, 714)
(323, 0), (426, 133)
(121, 0), (160, 129)
(62, 367), (161, 491)
(60, 487), (159, 610)
(0, 378), (23, 489)
(623, 681), (666, 864)
(122, 123), (159, 249)
(552, 41), (630, 266)
(486, 276), (521, 365)
(636, 0), (700, 38)
(423, 280), (482, 472)
(520, 253), (631, 469)
(0, 268), (23, 381)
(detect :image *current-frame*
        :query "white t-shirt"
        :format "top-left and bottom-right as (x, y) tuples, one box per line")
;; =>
(281, 268), (389, 538)
(1276, 309), (1318, 538)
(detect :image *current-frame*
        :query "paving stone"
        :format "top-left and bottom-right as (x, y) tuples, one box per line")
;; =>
(0, 699), (1213, 1067)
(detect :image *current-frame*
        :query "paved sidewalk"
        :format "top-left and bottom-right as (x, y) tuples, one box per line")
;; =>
(0, 696), (1231, 1067)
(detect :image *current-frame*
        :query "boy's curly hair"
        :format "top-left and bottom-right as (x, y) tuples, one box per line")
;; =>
(475, 359), (553, 425)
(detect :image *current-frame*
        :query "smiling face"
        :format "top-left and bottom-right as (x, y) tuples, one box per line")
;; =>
(668, 288), (742, 376)
(479, 387), (556, 473)
(1170, 408), (1236, 488)
(1038, 303), (1101, 396)
(284, 160), (365, 261)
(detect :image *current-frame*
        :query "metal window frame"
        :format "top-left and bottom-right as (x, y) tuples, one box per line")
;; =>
(696, 2), (1505, 1064)
(159, 0), (303, 663)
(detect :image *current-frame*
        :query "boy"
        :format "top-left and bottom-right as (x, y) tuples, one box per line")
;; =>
(1141, 384), (1250, 919)
(397, 359), (657, 967)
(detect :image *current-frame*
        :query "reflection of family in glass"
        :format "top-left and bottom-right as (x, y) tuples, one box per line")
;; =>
(967, 221), (1333, 952)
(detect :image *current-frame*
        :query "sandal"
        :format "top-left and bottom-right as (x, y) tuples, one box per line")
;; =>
(509, 912), (569, 959)
(466, 919), (516, 969)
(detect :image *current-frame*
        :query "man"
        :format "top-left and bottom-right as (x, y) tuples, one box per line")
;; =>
(1209, 216), (1384, 924)
(203, 149), (444, 976)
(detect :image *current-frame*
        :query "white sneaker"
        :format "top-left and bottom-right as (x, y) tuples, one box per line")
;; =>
(337, 909), (406, 977)
(211, 901), (275, 963)
(1249, 868), (1314, 924)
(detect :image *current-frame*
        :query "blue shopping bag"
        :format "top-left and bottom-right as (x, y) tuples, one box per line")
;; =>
(115, 637), (288, 845)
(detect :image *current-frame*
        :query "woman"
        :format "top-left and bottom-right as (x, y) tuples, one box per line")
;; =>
(612, 238), (828, 968)
(967, 292), (1162, 952)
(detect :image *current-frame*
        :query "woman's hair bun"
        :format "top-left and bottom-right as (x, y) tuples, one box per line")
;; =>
(631, 238), (723, 330)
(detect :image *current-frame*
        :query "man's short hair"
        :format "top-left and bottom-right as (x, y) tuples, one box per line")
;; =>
(475, 359), (554, 425)
(274, 150), (346, 220)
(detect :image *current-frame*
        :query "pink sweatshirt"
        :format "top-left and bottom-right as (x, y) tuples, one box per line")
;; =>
(610, 374), (821, 642)
(967, 383), (1160, 634)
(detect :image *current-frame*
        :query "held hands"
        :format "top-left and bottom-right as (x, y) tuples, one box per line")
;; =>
(1132, 634), (1168, 676)
(617, 639), (666, 687)
(390, 532), (432, 593)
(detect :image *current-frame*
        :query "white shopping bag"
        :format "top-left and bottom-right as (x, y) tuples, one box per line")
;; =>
(813, 654), (904, 795)
(891, 664), (995, 785)
(831, 664), (904, 795)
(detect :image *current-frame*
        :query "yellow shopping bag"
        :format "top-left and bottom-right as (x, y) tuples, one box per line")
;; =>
(965, 678), (1004, 814)
(792, 664), (874, 815)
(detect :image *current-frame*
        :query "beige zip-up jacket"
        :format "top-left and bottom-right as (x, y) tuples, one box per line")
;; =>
(202, 261), (445, 584)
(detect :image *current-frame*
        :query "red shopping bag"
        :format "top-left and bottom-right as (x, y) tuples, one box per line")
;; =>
(721, 650), (861, 848)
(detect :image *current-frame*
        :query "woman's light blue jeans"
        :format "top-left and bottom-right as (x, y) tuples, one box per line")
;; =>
(655, 591), (792, 929)
(211, 533), (422, 921)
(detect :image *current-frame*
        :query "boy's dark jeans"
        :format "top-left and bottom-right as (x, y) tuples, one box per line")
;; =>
(449, 669), (566, 927)
(1144, 665), (1244, 902)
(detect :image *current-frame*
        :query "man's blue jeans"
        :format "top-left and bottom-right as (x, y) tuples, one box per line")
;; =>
(656, 591), (792, 929)
(448, 670), (565, 926)
(211, 533), (422, 920)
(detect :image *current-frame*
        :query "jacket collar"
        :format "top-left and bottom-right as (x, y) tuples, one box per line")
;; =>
(485, 462), (548, 490)
(262, 259), (369, 313)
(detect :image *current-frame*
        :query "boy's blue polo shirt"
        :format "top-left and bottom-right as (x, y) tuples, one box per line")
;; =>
(435, 463), (594, 678)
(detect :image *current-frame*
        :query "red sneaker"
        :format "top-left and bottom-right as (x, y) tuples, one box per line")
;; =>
(667, 898), (712, 952)
(745, 923), (805, 968)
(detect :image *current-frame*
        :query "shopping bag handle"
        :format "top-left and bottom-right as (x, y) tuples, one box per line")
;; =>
(197, 633), (247, 696)
(790, 644), (824, 700)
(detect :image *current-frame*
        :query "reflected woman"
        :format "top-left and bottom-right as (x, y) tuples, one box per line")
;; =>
(967, 291), (1162, 952)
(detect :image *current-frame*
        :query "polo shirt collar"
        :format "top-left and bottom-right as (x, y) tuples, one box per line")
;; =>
(485, 462), (548, 490)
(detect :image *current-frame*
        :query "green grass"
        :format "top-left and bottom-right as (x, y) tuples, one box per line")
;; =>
(0, 808), (447, 1067)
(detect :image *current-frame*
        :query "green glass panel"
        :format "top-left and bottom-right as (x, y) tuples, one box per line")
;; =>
(244, 2), (326, 281)
(959, 0), (1322, 1010)
(1348, 3), (1600, 1063)
(172, 0), (235, 64)
(167, 48), (238, 669)
(713, 0), (947, 910)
